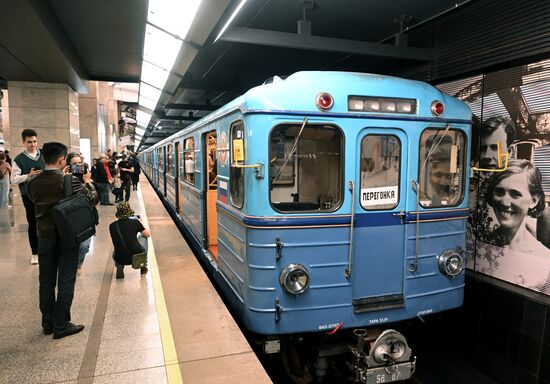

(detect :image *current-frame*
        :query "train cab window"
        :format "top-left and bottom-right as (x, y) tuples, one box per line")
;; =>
(230, 122), (245, 208)
(183, 137), (195, 184)
(269, 123), (343, 212)
(360, 135), (400, 210)
(418, 129), (466, 208)
(167, 144), (173, 175)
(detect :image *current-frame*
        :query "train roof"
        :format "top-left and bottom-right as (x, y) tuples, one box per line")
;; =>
(147, 71), (472, 149)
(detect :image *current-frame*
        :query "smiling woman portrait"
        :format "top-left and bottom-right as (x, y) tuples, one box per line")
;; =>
(476, 159), (550, 293)
(485, 159), (547, 252)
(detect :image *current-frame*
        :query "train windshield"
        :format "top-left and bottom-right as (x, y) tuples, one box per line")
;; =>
(418, 129), (466, 208)
(360, 135), (401, 210)
(269, 123), (343, 212)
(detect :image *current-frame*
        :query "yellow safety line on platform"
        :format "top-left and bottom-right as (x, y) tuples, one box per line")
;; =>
(137, 188), (183, 384)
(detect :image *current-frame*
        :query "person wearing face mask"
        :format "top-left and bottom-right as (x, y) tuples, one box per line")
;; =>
(11, 129), (45, 264)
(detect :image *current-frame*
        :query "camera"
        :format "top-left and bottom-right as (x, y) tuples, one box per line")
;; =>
(71, 164), (88, 174)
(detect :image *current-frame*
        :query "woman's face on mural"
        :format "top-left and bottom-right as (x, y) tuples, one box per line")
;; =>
(492, 172), (539, 230)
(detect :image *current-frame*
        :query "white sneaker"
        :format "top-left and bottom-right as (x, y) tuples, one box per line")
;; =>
(30, 255), (39, 265)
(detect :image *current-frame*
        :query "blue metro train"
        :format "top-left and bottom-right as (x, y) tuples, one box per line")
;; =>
(139, 71), (472, 383)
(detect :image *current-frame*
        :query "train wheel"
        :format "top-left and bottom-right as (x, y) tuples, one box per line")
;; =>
(281, 342), (313, 384)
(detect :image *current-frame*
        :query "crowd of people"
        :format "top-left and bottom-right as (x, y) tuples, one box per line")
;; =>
(3, 129), (149, 340)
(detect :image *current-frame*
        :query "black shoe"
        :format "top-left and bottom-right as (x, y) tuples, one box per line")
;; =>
(43, 326), (53, 335)
(52, 323), (85, 339)
(116, 265), (124, 279)
(140, 266), (148, 275)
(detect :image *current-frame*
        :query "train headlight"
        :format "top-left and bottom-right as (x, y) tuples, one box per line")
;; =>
(438, 249), (464, 277)
(280, 264), (310, 295)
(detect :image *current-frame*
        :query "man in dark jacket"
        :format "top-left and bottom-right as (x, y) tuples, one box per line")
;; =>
(118, 155), (134, 201)
(94, 154), (113, 205)
(27, 142), (99, 339)
(130, 155), (141, 191)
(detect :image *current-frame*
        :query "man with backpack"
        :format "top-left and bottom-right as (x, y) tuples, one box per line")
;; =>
(27, 142), (98, 339)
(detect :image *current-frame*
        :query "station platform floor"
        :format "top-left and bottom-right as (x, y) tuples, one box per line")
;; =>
(0, 175), (271, 384)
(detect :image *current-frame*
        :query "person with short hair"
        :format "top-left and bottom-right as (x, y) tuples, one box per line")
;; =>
(130, 154), (141, 191)
(109, 201), (150, 279)
(11, 129), (45, 264)
(0, 152), (12, 207)
(479, 116), (516, 169)
(27, 142), (98, 339)
(118, 155), (134, 201)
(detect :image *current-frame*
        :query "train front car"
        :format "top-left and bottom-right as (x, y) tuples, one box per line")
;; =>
(215, 72), (472, 383)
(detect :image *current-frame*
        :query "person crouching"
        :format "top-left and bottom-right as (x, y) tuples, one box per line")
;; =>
(109, 201), (150, 279)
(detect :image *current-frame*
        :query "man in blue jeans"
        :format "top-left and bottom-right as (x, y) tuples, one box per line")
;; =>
(27, 142), (98, 339)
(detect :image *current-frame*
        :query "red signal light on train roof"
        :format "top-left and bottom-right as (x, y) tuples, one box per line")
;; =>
(431, 100), (444, 116)
(316, 92), (334, 111)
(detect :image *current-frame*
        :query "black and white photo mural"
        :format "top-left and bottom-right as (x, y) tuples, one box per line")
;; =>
(437, 58), (550, 295)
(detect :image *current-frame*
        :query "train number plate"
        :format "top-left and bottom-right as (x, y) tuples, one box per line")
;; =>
(361, 361), (415, 384)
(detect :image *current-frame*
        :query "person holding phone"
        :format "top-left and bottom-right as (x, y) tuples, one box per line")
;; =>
(65, 152), (92, 270)
(12, 129), (45, 265)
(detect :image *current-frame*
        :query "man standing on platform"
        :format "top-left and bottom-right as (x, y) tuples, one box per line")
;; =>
(27, 142), (98, 339)
(118, 154), (134, 202)
(11, 129), (45, 265)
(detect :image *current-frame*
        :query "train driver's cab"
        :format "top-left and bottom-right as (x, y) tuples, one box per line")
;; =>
(269, 122), (343, 213)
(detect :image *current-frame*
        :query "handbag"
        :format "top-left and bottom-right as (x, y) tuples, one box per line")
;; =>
(114, 221), (147, 269)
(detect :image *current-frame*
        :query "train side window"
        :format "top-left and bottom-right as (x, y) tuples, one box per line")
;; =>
(360, 135), (400, 210)
(167, 143), (173, 175)
(230, 122), (245, 208)
(183, 137), (195, 184)
(269, 123), (343, 212)
(159, 147), (164, 170)
(418, 129), (466, 208)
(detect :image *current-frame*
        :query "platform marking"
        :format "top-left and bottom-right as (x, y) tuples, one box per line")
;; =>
(137, 186), (183, 384)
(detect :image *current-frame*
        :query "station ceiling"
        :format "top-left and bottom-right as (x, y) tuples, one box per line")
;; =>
(0, 0), (473, 148)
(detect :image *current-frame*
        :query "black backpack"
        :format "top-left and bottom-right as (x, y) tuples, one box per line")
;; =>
(53, 175), (99, 248)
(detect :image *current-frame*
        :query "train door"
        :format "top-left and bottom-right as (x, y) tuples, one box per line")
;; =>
(162, 145), (167, 197)
(352, 129), (408, 309)
(175, 141), (181, 212)
(203, 131), (218, 258)
(152, 148), (158, 186)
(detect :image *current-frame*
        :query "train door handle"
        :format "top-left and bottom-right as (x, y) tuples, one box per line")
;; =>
(275, 238), (284, 260)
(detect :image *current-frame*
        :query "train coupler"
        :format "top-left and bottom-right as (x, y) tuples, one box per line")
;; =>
(349, 329), (416, 383)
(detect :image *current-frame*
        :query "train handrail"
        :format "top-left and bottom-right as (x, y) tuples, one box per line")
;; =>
(345, 180), (356, 278)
